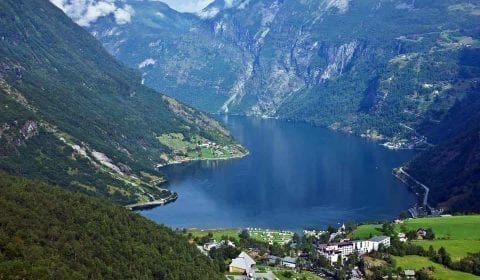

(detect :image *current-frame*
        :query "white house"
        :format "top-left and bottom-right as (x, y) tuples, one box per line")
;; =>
(203, 240), (219, 251)
(353, 240), (374, 255)
(229, 252), (256, 276)
(319, 236), (391, 264)
(220, 239), (236, 248)
(369, 236), (390, 250)
(281, 256), (297, 268)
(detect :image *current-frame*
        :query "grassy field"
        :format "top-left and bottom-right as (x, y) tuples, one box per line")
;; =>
(393, 255), (479, 280)
(187, 228), (240, 242)
(352, 215), (480, 240)
(351, 224), (383, 239)
(248, 228), (294, 245)
(351, 215), (480, 260)
(399, 215), (480, 240)
(272, 270), (323, 280)
(414, 239), (480, 261)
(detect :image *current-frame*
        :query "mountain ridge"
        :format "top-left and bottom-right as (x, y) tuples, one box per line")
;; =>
(0, 0), (244, 205)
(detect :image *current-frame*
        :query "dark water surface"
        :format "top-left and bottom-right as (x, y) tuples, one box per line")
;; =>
(141, 116), (415, 230)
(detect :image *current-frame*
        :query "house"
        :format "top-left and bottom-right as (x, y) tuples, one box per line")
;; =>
(220, 239), (236, 248)
(281, 256), (297, 268)
(203, 240), (219, 251)
(398, 232), (408, 242)
(229, 252), (256, 276)
(319, 236), (390, 264)
(352, 240), (374, 255)
(318, 250), (340, 264)
(368, 236), (390, 250)
(404, 269), (416, 279)
(416, 228), (427, 239)
(338, 241), (354, 256)
(267, 255), (281, 266)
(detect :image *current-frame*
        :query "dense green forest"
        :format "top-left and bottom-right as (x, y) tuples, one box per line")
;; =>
(0, 0), (240, 204)
(406, 92), (480, 212)
(0, 172), (223, 279)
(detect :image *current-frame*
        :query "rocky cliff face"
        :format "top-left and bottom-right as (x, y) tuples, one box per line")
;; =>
(72, 0), (480, 146)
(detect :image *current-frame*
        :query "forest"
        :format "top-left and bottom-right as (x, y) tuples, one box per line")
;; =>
(0, 172), (223, 279)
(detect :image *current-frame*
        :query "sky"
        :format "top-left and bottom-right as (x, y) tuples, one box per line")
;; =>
(50, 0), (215, 27)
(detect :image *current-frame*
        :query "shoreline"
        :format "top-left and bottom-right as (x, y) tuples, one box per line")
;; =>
(157, 150), (250, 169)
(126, 192), (178, 211)
(127, 150), (249, 211)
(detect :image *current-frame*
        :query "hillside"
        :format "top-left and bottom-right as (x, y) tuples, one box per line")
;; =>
(0, 172), (222, 279)
(73, 0), (480, 212)
(405, 93), (480, 211)
(0, 0), (245, 205)
(83, 0), (480, 147)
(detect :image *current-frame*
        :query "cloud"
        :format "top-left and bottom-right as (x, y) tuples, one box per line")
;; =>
(50, 0), (134, 26)
(159, 0), (214, 13)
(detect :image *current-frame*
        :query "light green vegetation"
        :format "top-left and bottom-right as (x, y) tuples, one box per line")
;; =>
(157, 133), (238, 162)
(414, 240), (480, 261)
(187, 228), (240, 242)
(399, 216), (480, 240)
(402, 215), (480, 260)
(393, 255), (479, 280)
(351, 216), (480, 260)
(248, 228), (294, 245)
(350, 224), (383, 239)
(272, 269), (323, 280)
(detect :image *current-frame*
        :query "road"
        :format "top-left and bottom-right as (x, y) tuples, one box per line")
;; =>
(398, 167), (429, 206)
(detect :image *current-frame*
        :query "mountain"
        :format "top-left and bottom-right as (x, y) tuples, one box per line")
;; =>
(0, 172), (223, 279)
(0, 0), (245, 205)
(85, 0), (480, 147)
(405, 91), (480, 212)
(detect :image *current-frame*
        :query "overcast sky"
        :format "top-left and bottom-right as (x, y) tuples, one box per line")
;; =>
(160, 0), (214, 13)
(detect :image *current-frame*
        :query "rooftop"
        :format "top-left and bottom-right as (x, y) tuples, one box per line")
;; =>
(369, 236), (389, 242)
(282, 256), (297, 264)
(230, 252), (256, 273)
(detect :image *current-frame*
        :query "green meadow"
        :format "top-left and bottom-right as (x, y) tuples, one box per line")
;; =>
(351, 215), (480, 260)
(393, 255), (479, 280)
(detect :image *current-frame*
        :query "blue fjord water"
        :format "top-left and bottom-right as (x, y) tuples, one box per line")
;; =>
(141, 116), (415, 231)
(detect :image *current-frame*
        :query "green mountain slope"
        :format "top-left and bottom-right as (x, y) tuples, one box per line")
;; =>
(79, 0), (480, 212)
(85, 0), (480, 147)
(0, 0), (244, 205)
(0, 172), (223, 279)
(406, 92), (480, 212)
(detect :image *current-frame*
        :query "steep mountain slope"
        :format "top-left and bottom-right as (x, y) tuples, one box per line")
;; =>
(0, 0), (244, 205)
(85, 0), (480, 147)
(0, 172), (223, 279)
(405, 91), (480, 212)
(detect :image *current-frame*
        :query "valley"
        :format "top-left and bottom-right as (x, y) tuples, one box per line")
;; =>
(0, 0), (479, 279)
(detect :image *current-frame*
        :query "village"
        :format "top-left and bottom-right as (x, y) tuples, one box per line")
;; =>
(176, 214), (480, 280)
(182, 222), (418, 280)
(156, 132), (247, 166)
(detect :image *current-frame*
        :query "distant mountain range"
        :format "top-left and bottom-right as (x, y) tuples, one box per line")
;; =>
(85, 0), (480, 145)
(0, 0), (242, 205)
(74, 0), (480, 211)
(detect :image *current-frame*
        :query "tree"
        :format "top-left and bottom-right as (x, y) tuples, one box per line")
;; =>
(425, 228), (435, 240)
(239, 229), (250, 240)
(399, 211), (408, 220)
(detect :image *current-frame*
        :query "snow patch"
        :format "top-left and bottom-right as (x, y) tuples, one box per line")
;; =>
(138, 58), (156, 69)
